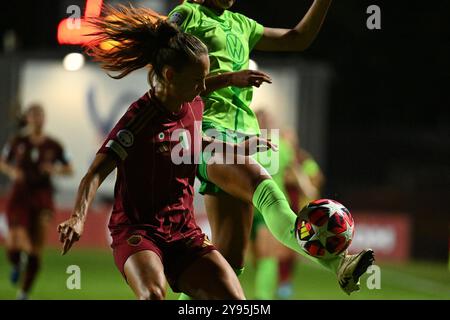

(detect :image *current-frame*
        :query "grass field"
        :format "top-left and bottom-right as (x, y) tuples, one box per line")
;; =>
(0, 247), (449, 300)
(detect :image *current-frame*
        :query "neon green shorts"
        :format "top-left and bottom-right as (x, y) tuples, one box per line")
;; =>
(197, 122), (254, 195)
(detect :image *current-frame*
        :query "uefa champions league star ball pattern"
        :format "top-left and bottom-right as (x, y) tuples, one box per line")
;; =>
(296, 199), (355, 259)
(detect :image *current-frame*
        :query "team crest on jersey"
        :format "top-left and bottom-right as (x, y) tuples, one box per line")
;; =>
(226, 33), (245, 65)
(117, 129), (134, 147)
(127, 234), (143, 246)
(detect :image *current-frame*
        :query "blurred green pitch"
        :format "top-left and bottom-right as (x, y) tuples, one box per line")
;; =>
(0, 248), (449, 300)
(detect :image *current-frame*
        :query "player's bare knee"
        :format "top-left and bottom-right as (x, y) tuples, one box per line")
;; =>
(224, 289), (245, 300)
(138, 284), (166, 300)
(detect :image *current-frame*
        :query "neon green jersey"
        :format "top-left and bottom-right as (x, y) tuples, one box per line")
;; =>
(168, 1), (264, 135)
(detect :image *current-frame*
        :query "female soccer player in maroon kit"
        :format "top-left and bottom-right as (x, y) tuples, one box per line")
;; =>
(0, 104), (73, 299)
(57, 5), (273, 300)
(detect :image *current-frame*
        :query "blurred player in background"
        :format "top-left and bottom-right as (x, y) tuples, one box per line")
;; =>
(169, 0), (374, 297)
(0, 104), (73, 299)
(57, 5), (274, 300)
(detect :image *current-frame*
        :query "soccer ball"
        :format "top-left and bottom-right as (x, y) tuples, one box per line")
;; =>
(295, 199), (354, 259)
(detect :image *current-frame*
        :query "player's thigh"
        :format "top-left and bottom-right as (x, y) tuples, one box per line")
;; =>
(204, 193), (253, 267)
(124, 250), (167, 300)
(30, 210), (52, 255)
(177, 250), (245, 300)
(206, 153), (270, 203)
(7, 226), (32, 252)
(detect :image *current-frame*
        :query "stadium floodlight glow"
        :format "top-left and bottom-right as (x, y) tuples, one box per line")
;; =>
(63, 53), (85, 71)
(57, 0), (103, 45)
(249, 59), (258, 71)
(57, 0), (165, 47)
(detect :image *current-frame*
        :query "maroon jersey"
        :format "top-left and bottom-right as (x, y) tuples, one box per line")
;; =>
(1, 134), (69, 193)
(98, 92), (204, 242)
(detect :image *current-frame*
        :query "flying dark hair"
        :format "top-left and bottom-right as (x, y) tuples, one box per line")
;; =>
(84, 5), (208, 80)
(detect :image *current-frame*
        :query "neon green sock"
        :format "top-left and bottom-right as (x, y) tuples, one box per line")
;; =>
(234, 267), (245, 276)
(252, 179), (343, 273)
(178, 266), (245, 300)
(254, 257), (278, 300)
(178, 293), (192, 300)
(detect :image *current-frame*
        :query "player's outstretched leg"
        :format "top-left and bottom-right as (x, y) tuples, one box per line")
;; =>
(206, 153), (375, 294)
(336, 248), (375, 295)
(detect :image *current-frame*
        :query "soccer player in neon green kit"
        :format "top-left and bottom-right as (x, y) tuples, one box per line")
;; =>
(168, 0), (374, 298)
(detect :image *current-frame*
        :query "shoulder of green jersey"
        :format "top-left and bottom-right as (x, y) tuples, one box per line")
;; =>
(168, 5), (194, 27)
(231, 11), (259, 27)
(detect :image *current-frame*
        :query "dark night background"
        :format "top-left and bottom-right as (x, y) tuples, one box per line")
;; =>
(1, 0), (449, 260)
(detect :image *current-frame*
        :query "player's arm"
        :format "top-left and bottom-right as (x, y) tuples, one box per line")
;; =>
(0, 138), (23, 181)
(254, 0), (332, 52)
(40, 161), (74, 177)
(58, 153), (117, 255)
(203, 70), (272, 96)
(0, 158), (19, 180)
(52, 163), (73, 176)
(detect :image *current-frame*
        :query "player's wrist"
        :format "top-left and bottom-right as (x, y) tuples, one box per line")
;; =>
(71, 211), (86, 222)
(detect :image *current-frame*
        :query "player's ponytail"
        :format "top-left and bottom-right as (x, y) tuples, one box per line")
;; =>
(85, 5), (208, 80)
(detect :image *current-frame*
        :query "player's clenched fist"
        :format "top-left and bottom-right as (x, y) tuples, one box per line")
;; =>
(57, 216), (84, 255)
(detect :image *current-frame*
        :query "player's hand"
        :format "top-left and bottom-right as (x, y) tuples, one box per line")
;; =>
(229, 70), (272, 88)
(57, 216), (84, 255)
(238, 136), (278, 156)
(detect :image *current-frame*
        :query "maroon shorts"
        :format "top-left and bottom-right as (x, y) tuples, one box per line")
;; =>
(6, 189), (54, 229)
(110, 226), (216, 292)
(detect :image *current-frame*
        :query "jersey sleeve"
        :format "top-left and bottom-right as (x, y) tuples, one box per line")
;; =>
(168, 3), (197, 31)
(97, 108), (139, 163)
(234, 12), (264, 51)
